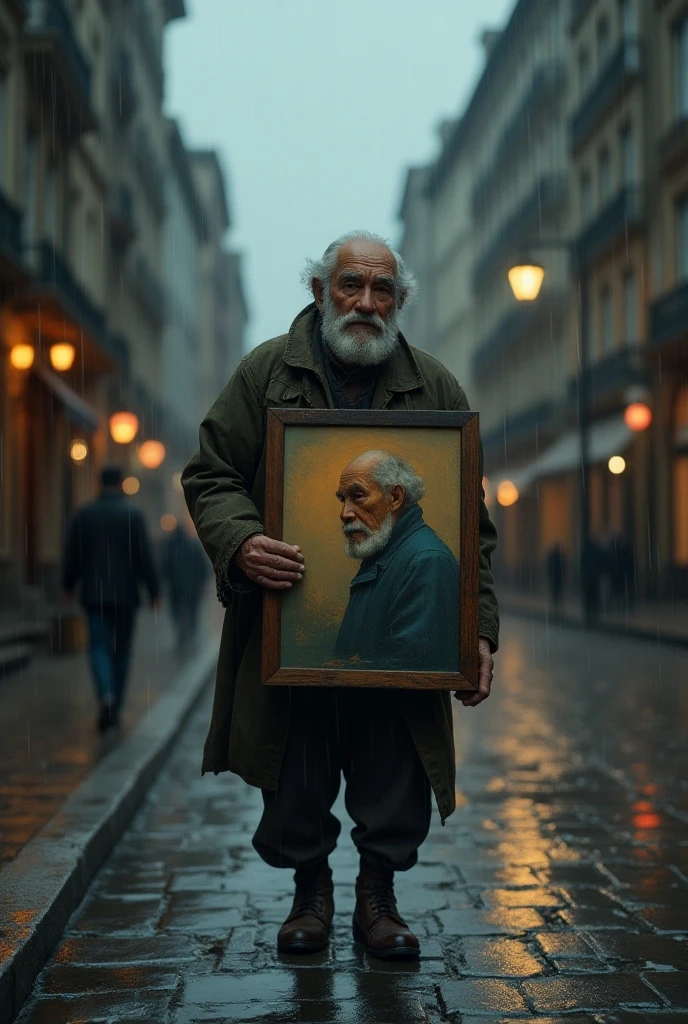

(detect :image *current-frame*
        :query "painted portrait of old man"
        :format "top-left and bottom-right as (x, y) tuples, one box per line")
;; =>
(261, 409), (480, 692)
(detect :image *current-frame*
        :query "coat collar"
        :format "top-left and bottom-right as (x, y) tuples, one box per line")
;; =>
(283, 303), (425, 394)
(350, 504), (426, 586)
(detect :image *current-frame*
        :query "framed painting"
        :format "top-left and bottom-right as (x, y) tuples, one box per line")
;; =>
(262, 409), (480, 693)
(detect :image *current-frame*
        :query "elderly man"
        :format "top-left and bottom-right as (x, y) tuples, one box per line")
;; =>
(182, 230), (499, 961)
(334, 450), (460, 672)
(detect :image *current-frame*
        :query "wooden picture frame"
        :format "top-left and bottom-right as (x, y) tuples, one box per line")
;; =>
(262, 409), (480, 694)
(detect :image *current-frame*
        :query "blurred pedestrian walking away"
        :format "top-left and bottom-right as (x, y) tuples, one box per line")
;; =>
(61, 465), (161, 732)
(161, 517), (210, 657)
(546, 543), (566, 620)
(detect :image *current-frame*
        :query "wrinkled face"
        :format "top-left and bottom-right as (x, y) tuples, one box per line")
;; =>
(336, 457), (404, 559)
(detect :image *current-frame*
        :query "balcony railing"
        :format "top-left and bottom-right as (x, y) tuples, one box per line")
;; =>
(482, 400), (557, 458)
(575, 186), (644, 268)
(566, 345), (648, 410)
(649, 281), (688, 352)
(471, 63), (566, 217)
(130, 255), (167, 329)
(0, 189), (22, 263)
(37, 240), (106, 343)
(21, 0), (96, 137)
(571, 40), (642, 152)
(472, 174), (568, 291)
(472, 290), (568, 380)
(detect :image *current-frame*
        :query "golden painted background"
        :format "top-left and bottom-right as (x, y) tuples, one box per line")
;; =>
(281, 425), (462, 668)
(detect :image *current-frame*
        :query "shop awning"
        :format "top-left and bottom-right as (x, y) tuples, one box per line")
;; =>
(33, 363), (102, 432)
(496, 415), (635, 490)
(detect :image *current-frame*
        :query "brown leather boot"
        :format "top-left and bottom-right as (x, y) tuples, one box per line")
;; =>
(352, 863), (420, 960)
(277, 861), (334, 954)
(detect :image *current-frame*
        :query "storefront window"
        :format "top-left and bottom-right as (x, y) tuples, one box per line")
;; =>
(677, 195), (688, 282)
(674, 387), (688, 566)
(600, 284), (614, 354)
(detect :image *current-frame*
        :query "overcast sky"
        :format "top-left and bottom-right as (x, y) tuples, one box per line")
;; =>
(165, 0), (515, 350)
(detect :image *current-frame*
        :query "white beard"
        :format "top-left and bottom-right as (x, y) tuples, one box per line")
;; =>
(342, 512), (395, 560)
(321, 290), (400, 367)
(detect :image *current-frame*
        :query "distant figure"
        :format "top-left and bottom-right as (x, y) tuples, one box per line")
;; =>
(546, 543), (566, 620)
(161, 518), (210, 656)
(62, 465), (160, 732)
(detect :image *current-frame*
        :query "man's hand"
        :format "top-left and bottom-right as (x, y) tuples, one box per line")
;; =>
(457, 637), (493, 707)
(235, 535), (305, 590)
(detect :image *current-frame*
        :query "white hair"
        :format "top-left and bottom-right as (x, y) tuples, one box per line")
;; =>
(301, 230), (418, 308)
(370, 453), (426, 509)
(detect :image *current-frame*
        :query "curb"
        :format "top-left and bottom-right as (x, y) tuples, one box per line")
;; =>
(502, 600), (688, 649)
(0, 643), (218, 1023)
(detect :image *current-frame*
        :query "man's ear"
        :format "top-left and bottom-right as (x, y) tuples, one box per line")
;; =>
(397, 289), (407, 310)
(312, 277), (324, 309)
(390, 484), (405, 512)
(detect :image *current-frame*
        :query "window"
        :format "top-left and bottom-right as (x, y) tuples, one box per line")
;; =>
(580, 168), (593, 221)
(600, 284), (614, 354)
(619, 0), (635, 38)
(578, 47), (591, 97)
(598, 146), (613, 204)
(620, 122), (636, 185)
(597, 16), (611, 66)
(678, 195), (688, 282)
(623, 269), (638, 344)
(675, 17), (688, 118)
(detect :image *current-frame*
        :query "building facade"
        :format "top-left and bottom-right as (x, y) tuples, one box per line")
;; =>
(398, 0), (688, 606)
(0, 0), (248, 614)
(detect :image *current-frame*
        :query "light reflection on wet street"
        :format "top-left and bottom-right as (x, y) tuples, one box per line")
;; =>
(15, 616), (688, 1022)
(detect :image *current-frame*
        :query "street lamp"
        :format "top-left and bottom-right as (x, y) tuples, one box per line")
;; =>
(508, 240), (594, 620)
(50, 343), (76, 372)
(109, 410), (139, 444)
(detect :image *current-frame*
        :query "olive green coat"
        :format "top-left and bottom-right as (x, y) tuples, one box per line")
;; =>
(181, 304), (499, 824)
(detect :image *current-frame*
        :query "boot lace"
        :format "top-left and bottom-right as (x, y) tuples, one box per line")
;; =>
(292, 879), (329, 917)
(367, 879), (398, 920)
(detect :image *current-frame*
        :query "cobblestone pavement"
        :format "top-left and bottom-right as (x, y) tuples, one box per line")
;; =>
(15, 616), (688, 1023)
(0, 592), (222, 867)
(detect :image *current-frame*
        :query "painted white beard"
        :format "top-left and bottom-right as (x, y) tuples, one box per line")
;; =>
(343, 512), (395, 560)
(321, 290), (400, 367)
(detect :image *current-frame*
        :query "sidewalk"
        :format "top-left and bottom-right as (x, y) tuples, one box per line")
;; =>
(500, 585), (688, 646)
(0, 591), (223, 869)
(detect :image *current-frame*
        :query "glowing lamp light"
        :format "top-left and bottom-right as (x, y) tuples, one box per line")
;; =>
(109, 411), (139, 444)
(508, 263), (545, 302)
(70, 438), (88, 462)
(138, 439), (166, 469)
(50, 342), (76, 371)
(608, 455), (626, 475)
(160, 513), (177, 532)
(10, 343), (35, 370)
(122, 476), (140, 494)
(624, 402), (652, 432)
(497, 480), (519, 507)
(172, 472), (183, 493)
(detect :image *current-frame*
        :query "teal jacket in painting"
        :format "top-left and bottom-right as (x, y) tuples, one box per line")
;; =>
(333, 503), (460, 672)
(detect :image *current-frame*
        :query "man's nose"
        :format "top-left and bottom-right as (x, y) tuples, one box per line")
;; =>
(355, 286), (375, 313)
(340, 502), (356, 522)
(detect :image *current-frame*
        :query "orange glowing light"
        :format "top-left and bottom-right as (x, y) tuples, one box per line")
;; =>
(70, 439), (88, 462)
(109, 411), (139, 444)
(10, 343), (35, 370)
(160, 513), (177, 532)
(624, 402), (652, 432)
(497, 480), (519, 507)
(122, 476), (140, 495)
(633, 813), (661, 830)
(138, 440), (166, 469)
(49, 342), (76, 371)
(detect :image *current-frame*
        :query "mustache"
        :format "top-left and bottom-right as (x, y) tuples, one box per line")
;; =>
(342, 521), (374, 537)
(339, 310), (384, 332)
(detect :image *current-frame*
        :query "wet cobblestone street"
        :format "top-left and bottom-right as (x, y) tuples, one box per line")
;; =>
(15, 616), (688, 1023)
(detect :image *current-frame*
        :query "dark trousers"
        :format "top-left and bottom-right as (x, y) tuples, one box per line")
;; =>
(86, 606), (136, 710)
(252, 687), (432, 873)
